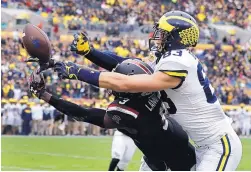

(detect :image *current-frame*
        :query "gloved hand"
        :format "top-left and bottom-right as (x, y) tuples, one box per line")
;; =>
(28, 70), (46, 98)
(54, 61), (81, 80)
(70, 32), (91, 56)
(25, 58), (55, 74)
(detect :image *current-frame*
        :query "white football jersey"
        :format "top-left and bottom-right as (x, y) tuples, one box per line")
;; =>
(154, 49), (233, 146)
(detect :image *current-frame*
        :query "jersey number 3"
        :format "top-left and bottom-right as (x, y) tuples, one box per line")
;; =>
(197, 63), (217, 103)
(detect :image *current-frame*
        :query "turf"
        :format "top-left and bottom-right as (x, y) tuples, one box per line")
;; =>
(1, 136), (251, 171)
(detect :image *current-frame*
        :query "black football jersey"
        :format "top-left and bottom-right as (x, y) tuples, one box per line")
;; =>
(106, 93), (172, 159)
(106, 92), (165, 139)
(106, 92), (195, 170)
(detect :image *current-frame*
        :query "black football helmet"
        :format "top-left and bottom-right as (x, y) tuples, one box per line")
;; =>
(112, 59), (155, 98)
(149, 11), (199, 52)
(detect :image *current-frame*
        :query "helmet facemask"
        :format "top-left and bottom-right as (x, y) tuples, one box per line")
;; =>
(149, 23), (174, 52)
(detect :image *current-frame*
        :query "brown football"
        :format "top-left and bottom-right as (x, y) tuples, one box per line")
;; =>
(22, 24), (51, 63)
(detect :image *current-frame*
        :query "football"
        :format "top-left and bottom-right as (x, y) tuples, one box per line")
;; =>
(22, 24), (51, 63)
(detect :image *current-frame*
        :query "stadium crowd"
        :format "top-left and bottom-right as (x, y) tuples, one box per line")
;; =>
(5, 0), (251, 29)
(1, 0), (251, 136)
(3, 0), (251, 42)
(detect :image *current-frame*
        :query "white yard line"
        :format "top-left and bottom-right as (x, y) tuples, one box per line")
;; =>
(1, 149), (140, 164)
(38, 165), (57, 169)
(1, 165), (40, 171)
(1, 150), (110, 160)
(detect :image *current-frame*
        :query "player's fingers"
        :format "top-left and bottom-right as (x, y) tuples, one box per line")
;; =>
(36, 68), (42, 74)
(54, 62), (65, 68)
(53, 66), (63, 72)
(80, 39), (86, 45)
(54, 68), (64, 76)
(73, 39), (78, 45)
(59, 74), (63, 80)
(81, 32), (88, 41)
(73, 33), (79, 40)
(54, 66), (63, 73)
(73, 32), (81, 42)
(62, 75), (68, 79)
(57, 73), (64, 80)
(25, 56), (39, 63)
(70, 46), (77, 52)
(70, 44), (77, 51)
(55, 68), (66, 78)
(66, 61), (74, 66)
(37, 65), (49, 74)
(81, 32), (87, 36)
(60, 73), (68, 80)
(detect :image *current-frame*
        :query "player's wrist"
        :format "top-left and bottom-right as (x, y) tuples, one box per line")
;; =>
(77, 68), (100, 87)
(39, 90), (51, 101)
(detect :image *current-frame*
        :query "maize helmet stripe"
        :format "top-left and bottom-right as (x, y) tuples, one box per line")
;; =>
(158, 16), (175, 32)
(159, 15), (199, 34)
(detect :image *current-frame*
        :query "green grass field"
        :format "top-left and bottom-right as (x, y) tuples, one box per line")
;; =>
(1, 136), (251, 171)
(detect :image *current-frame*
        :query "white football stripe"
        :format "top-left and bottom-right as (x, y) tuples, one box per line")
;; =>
(107, 106), (138, 118)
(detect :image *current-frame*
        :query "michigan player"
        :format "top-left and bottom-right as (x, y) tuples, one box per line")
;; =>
(30, 60), (195, 171)
(109, 130), (137, 171)
(54, 11), (242, 170)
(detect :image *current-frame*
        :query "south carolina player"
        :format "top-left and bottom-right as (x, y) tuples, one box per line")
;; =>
(29, 60), (195, 171)
(109, 130), (137, 171)
(54, 11), (242, 171)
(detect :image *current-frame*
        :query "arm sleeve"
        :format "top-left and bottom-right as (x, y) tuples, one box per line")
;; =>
(155, 60), (188, 81)
(49, 95), (106, 128)
(85, 49), (130, 71)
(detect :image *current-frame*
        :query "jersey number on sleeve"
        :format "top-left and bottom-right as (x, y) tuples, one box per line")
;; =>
(197, 63), (217, 103)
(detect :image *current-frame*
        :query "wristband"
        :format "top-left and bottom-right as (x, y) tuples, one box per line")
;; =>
(78, 68), (100, 87)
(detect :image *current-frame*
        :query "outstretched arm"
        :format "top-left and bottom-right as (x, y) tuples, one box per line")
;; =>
(40, 92), (106, 128)
(28, 70), (107, 128)
(54, 62), (182, 92)
(85, 49), (130, 71)
(71, 32), (130, 71)
(40, 92), (118, 129)
(98, 71), (181, 92)
(57, 31), (182, 92)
